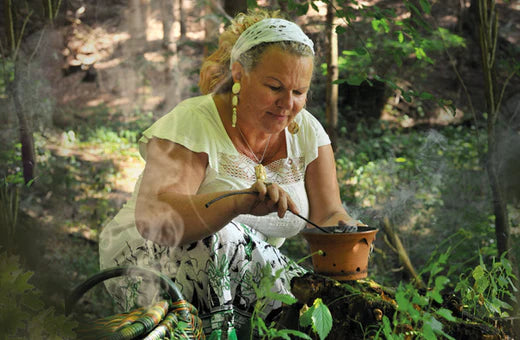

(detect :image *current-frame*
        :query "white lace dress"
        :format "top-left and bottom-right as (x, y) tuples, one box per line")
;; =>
(98, 94), (330, 336)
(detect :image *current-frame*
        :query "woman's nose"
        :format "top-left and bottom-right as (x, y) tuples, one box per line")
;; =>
(277, 91), (293, 110)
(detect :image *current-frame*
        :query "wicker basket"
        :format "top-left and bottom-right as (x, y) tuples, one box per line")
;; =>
(66, 266), (205, 340)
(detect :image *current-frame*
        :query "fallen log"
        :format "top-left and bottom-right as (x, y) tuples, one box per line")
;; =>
(274, 273), (513, 339)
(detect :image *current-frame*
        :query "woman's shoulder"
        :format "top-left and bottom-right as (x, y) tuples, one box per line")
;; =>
(295, 108), (328, 138)
(168, 94), (216, 117)
(289, 109), (331, 165)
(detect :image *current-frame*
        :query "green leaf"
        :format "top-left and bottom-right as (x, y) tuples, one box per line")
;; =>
(300, 305), (313, 327)
(297, 3), (309, 16)
(436, 308), (457, 322)
(310, 1), (319, 13)
(332, 78), (348, 85)
(311, 299), (333, 340)
(246, 0), (257, 8)
(264, 291), (297, 305)
(354, 47), (367, 55)
(414, 47), (427, 60)
(402, 91), (412, 102)
(277, 329), (313, 340)
(419, 0), (431, 14)
(346, 74), (367, 86)
(419, 91), (435, 100)
(397, 31), (404, 43)
(371, 18), (390, 33)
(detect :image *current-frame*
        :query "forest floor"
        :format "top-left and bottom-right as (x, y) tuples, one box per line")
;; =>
(7, 0), (520, 318)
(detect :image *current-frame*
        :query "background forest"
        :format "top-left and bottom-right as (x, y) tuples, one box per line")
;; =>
(0, 0), (519, 338)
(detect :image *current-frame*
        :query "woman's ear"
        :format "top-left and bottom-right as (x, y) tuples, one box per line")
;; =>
(231, 61), (244, 82)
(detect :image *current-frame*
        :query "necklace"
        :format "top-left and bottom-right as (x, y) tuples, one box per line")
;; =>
(237, 127), (272, 182)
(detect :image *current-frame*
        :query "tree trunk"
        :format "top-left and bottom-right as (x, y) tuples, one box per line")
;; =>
(159, 0), (174, 48)
(178, 0), (186, 39)
(381, 217), (424, 288)
(325, 0), (338, 151)
(9, 65), (36, 185)
(477, 0), (519, 320)
(3, 0), (36, 185)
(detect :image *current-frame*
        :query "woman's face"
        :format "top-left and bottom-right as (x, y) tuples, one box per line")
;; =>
(233, 46), (314, 134)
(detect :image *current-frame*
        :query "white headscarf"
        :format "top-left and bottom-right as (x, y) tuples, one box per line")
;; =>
(230, 18), (314, 68)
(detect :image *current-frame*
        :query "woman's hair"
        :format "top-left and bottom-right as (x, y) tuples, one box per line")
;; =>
(198, 9), (314, 94)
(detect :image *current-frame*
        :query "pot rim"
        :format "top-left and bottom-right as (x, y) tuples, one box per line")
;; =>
(300, 225), (378, 235)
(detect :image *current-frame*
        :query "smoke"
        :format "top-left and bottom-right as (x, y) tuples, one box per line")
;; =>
(0, 28), (61, 146)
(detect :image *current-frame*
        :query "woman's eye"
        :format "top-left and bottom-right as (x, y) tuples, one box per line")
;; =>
(268, 85), (281, 91)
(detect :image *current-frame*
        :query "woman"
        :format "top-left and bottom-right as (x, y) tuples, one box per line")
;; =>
(99, 9), (361, 338)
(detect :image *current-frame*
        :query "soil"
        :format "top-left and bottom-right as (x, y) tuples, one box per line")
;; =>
(5, 0), (519, 320)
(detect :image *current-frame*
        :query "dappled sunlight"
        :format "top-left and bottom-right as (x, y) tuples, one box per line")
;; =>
(146, 16), (164, 42)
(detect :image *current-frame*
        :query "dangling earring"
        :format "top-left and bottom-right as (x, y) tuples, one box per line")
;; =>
(288, 121), (299, 134)
(231, 82), (241, 128)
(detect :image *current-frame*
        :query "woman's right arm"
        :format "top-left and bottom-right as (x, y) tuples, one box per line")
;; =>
(135, 138), (243, 246)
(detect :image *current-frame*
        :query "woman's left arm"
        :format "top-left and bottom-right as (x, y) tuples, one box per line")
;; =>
(305, 144), (361, 227)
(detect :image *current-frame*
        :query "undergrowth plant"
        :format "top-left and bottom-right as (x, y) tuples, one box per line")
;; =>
(455, 252), (517, 318)
(377, 248), (457, 340)
(375, 245), (516, 339)
(249, 261), (333, 340)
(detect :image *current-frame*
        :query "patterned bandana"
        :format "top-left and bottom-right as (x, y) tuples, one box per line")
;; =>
(230, 18), (314, 68)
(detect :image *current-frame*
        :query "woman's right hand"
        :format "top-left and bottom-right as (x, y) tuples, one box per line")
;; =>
(235, 181), (299, 218)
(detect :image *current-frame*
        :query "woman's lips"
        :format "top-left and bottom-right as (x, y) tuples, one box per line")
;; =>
(268, 111), (288, 121)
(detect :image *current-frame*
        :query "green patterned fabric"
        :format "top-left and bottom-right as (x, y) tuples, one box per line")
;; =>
(75, 299), (205, 340)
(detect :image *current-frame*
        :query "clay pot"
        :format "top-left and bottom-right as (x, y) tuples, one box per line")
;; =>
(300, 226), (378, 281)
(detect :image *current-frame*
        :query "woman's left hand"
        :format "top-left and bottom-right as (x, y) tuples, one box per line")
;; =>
(337, 219), (367, 227)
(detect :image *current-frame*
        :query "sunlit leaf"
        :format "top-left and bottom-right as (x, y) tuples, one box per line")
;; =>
(398, 30), (404, 43)
(311, 299), (333, 340)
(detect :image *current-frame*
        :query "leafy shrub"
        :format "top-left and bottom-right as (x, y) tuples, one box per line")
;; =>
(0, 251), (77, 339)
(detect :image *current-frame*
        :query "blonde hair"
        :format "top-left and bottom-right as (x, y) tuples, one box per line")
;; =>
(199, 9), (311, 94)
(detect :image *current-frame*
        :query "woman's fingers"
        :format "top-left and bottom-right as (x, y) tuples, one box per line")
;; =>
(254, 181), (268, 201)
(249, 181), (296, 217)
(276, 192), (288, 218)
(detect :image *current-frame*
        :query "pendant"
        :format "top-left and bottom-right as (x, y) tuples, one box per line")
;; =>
(254, 164), (267, 182)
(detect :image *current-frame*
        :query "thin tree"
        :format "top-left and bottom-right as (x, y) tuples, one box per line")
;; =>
(159, 0), (174, 48)
(476, 0), (519, 310)
(325, 0), (339, 151)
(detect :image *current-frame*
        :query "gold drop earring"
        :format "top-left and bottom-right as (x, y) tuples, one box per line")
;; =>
(288, 121), (299, 134)
(231, 82), (241, 128)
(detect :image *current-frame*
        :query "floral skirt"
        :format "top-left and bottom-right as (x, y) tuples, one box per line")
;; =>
(104, 221), (305, 337)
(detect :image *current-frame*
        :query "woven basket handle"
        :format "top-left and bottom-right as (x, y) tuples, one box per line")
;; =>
(65, 266), (185, 316)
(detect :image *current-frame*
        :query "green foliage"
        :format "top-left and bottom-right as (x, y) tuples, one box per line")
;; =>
(333, 124), (497, 282)
(322, 0), (465, 110)
(249, 263), (333, 340)
(0, 251), (77, 339)
(379, 249), (456, 340)
(0, 142), (24, 186)
(375, 246), (517, 339)
(250, 263), (309, 339)
(455, 253), (518, 318)
(299, 298), (333, 340)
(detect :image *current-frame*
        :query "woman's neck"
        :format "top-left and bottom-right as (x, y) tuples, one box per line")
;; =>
(213, 92), (283, 163)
